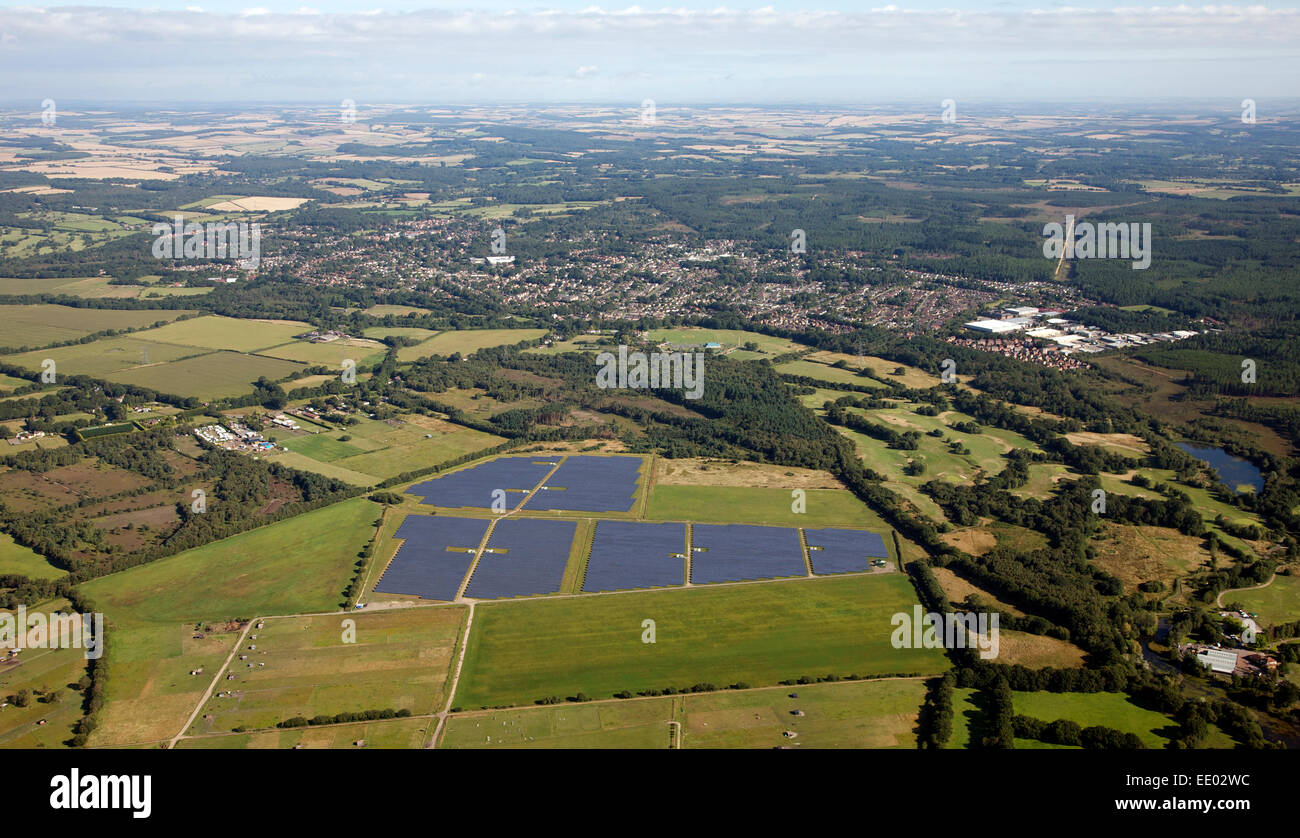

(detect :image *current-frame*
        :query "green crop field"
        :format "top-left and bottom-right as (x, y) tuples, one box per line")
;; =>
(177, 716), (430, 749)
(0, 532), (65, 579)
(258, 339), (388, 368)
(186, 606), (466, 735)
(395, 328), (548, 361)
(0, 305), (192, 350)
(131, 315), (311, 353)
(6, 336), (208, 378)
(105, 351), (303, 400)
(453, 573), (945, 709)
(1012, 691), (1177, 748)
(79, 498), (380, 746)
(645, 484), (893, 532)
(1226, 573), (1300, 625)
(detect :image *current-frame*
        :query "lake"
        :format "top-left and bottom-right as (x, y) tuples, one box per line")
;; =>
(1175, 443), (1264, 494)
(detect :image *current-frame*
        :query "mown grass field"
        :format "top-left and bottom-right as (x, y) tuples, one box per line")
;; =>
(105, 351), (303, 400)
(79, 498), (380, 745)
(645, 484), (894, 532)
(395, 328), (548, 362)
(802, 351), (942, 389)
(453, 573), (945, 709)
(6, 336), (206, 378)
(1012, 691), (1178, 748)
(646, 327), (803, 359)
(131, 315), (310, 353)
(0, 304), (192, 349)
(0, 532), (65, 579)
(775, 358), (888, 388)
(1226, 573), (1300, 625)
(440, 677), (926, 749)
(186, 606), (466, 735)
(679, 677), (925, 748)
(258, 339), (388, 368)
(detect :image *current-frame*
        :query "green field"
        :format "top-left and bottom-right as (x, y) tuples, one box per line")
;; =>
(441, 677), (925, 749)
(6, 336), (207, 378)
(395, 328), (548, 362)
(645, 484), (894, 533)
(1226, 573), (1300, 625)
(646, 327), (804, 359)
(0, 305), (192, 350)
(441, 696), (675, 749)
(274, 415), (506, 482)
(79, 498), (379, 745)
(453, 573), (944, 709)
(1012, 691), (1178, 748)
(82, 497), (376, 624)
(775, 359), (887, 388)
(105, 351), (303, 400)
(258, 339), (388, 368)
(131, 315), (311, 353)
(0, 533), (65, 579)
(187, 606), (466, 735)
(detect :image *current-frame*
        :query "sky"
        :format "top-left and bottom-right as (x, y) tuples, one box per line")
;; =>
(2, 3), (1299, 104)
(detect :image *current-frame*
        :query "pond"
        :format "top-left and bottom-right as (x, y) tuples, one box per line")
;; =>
(1175, 443), (1264, 494)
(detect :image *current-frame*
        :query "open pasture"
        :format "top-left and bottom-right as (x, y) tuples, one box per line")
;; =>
(105, 351), (303, 400)
(187, 606), (465, 735)
(454, 573), (944, 708)
(0, 305), (192, 350)
(131, 315), (311, 353)
(396, 328), (547, 361)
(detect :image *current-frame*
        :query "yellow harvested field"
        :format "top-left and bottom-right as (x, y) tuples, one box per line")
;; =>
(205, 197), (310, 212)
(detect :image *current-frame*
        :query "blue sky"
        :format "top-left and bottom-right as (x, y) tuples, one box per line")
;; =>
(2, 3), (1298, 104)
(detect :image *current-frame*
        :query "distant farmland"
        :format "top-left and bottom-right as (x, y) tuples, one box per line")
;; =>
(104, 351), (303, 400)
(0, 304), (193, 349)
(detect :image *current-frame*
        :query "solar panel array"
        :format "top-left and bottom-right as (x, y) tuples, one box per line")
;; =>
(373, 515), (490, 601)
(524, 455), (643, 513)
(406, 456), (558, 509)
(803, 528), (890, 575)
(465, 518), (576, 599)
(689, 524), (807, 584)
(582, 521), (687, 592)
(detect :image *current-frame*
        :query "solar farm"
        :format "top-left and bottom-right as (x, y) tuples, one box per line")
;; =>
(372, 453), (899, 603)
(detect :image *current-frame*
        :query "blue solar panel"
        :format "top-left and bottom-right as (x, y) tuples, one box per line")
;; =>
(803, 528), (890, 574)
(465, 519), (576, 599)
(523, 455), (643, 513)
(373, 515), (490, 601)
(406, 456), (558, 509)
(689, 524), (806, 584)
(582, 521), (686, 592)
